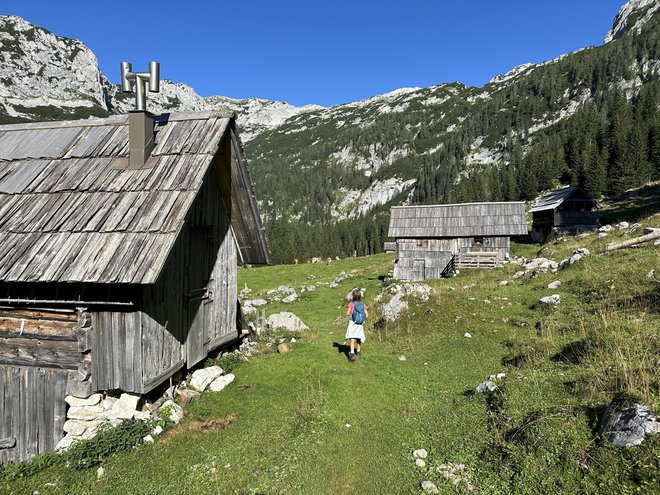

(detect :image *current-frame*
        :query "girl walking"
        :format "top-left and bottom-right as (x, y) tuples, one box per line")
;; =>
(346, 289), (368, 361)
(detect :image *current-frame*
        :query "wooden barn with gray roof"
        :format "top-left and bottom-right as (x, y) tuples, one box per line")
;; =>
(0, 109), (269, 462)
(388, 202), (527, 281)
(530, 186), (599, 242)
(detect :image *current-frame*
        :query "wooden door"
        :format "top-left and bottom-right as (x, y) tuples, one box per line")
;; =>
(412, 259), (425, 282)
(186, 228), (213, 366)
(0, 366), (68, 463)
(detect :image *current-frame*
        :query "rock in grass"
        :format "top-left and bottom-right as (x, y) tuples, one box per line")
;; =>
(267, 312), (309, 331)
(176, 389), (201, 407)
(547, 280), (561, 289)
(277, 342), (290, 353)
(464, 332), (472, 338)
(398, 355), (407, 361)
(599, 402), (660, 448)
(540, 294), (561, 305)
(96, 466), (105, 480)
(413, 448), (428, 459)
(191, 366), (224, 392)
(421, 480), (439, 494)
(209, 373), (235, 392)
(382, 293), (408, 323)
(159, 400), (184, 424)
(282, 292), (299, 303)
(476, 380), (499, 393)
(416, 458), (427, 468)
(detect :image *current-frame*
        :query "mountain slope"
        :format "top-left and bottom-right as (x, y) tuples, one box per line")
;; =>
(0, 1), (659, 263)
(0, 15), (321, 139)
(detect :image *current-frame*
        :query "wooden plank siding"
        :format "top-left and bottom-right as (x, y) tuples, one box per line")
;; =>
(394, 236), (511, 281)
(0, 312), (81, 370)
(91, 312), (144, 393)
(91, 139), (240, 393)
(0, 365), (68, 463)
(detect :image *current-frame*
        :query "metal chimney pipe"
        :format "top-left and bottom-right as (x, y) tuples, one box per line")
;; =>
(120, 62), (133, 92)
(148, 61), (160, 92)
(120, 60), (160, 112)
(120, 61), (161, 168)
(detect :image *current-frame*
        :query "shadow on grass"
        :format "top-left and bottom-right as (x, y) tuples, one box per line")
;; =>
(332, 342), (351, 359)
(551, 339), (590, 365)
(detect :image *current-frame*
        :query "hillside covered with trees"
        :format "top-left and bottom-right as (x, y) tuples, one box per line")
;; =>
(245, 4), (660, 263)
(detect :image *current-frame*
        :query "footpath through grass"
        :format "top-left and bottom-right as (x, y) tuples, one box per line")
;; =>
(4, 222), (659, 493)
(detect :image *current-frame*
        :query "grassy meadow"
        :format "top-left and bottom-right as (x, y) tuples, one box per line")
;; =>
(2, 200), (659, 494)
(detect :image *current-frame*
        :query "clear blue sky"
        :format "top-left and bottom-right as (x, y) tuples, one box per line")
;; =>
(2, 0), (626, 107)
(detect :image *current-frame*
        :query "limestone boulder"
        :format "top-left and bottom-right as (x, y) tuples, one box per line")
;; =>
(159, 400), (184, 424)
(282, 292), (299, 303)
(476, 380), (499, 393)
(266, 312), (309, 331)
(65, 393), (102, 408)
(209, 373), (235, 392)
(107, 393), (140, 420)
(191, 366), (225, 392)
(522, 258), (558, 272)
(599, 402), (660, 448)
(540, 294), (561, 305)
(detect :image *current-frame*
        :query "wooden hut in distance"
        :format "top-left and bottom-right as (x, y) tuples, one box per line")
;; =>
(0, 108), (269, 462)
(388, 202), (527, 281)
(530, 186), (599, 242)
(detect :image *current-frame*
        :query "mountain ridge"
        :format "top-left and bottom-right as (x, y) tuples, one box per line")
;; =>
(0, 1), (659, 262)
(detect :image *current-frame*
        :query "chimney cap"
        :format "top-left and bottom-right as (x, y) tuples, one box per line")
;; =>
(120, 61), (160, 112)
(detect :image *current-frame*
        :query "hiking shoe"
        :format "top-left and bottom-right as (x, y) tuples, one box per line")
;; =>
(356, 350), (362, 357)
(349, 352), (356, 362)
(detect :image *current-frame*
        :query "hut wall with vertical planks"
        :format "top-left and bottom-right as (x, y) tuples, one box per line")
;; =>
(388, 202), (527, 281)
(0, 111), (269, 462)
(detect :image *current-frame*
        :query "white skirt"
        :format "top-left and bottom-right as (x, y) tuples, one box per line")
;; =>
(345, 320), (366, 342)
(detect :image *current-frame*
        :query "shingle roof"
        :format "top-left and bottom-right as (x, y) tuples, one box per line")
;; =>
(529, 186), (597, 212)
(529, 186), (574, 212)
(0, 111), (268, 284)
(388, 202), (527, 238)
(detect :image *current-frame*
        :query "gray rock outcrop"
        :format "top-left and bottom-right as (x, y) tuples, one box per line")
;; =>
(599, 402), (660, 448)
(540, 294), (561, 305)
(561, 248), (590, 268)
(475, 380), (499, 393)
(421, 481), (439, 494)
(209, 373), (235, 392)
(381, 293), (408, 323)
(266, 312), (309, 331)
(190, 366), (225, 392)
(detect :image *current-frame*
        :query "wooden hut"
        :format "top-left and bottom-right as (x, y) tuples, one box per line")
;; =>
(388, 202), (527, 281)
(0, 110), (269, 462)
(530, 186), (599, 242)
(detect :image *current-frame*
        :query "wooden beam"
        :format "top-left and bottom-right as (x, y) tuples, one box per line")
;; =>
(605, 230), (660, 252)
(0, 337), (80, 369)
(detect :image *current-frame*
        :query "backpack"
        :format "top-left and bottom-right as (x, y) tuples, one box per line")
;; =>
(352, 301), (366, 325)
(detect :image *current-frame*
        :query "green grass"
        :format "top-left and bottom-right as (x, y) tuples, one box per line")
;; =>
(3, 215), (659, 494)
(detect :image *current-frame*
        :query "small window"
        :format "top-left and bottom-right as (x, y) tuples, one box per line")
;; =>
(473, 236), (484, 245)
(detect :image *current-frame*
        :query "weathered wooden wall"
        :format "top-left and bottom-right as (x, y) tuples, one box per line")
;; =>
(394, 236), (511, 281)
(92, 137), (238, 393)
(0, 310), (78, 463)
(0, 365), (68, 463)
(0, 309), (80, 370)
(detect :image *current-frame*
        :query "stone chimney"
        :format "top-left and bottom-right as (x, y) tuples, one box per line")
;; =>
(120, 61), (160, 169)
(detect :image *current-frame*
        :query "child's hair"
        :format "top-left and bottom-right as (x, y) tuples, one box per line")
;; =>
(351, 289), (362, 302)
